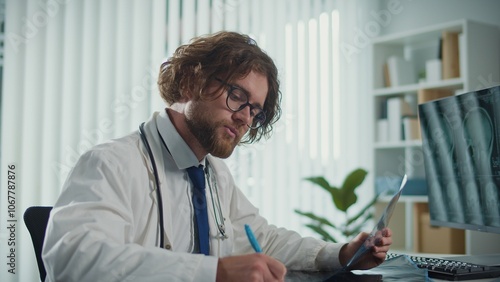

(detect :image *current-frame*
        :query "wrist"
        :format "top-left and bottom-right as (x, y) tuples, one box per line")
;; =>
(316, 243), (345, 270)
(339, 243), (349, 267)
(216, 258), (225, 282)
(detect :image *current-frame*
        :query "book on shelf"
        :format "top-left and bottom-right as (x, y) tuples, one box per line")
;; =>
(377, 119), (389, 142)
(385, 56), (416, 87)
(383, 63), (391, 87)
(387, 97), (413, 142)
(416, 88), (454, 142)
(417, 88), (454, 104)
(402, 115), (420, 141)
(458, 33), (465, 79)
(441, 31), (461, 79)
(425, 59), (442, 82)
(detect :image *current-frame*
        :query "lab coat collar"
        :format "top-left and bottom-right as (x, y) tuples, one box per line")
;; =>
(140, 111), (207, 249)
(156, 109), (206, 169)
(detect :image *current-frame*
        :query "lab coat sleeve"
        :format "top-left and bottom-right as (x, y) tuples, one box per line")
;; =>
(42, 142), (218, 282)
(209, 157), (344, 271)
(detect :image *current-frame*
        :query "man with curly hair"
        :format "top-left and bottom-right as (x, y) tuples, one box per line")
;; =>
(43, 31), (392, 282)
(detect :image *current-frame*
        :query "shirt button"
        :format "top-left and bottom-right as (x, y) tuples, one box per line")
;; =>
(165, 244), (172, 250)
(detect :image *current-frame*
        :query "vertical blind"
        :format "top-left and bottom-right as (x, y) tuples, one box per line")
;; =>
(164, 0), (345, 234)
(0, 1), (373, 281)
(222, 0), (343, 235)
(1, 1), (165, 281)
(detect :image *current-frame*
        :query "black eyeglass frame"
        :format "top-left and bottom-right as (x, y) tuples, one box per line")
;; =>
(215, 78), (266, 129)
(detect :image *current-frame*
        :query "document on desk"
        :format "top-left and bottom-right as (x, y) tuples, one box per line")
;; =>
(342, 174), (408, 271)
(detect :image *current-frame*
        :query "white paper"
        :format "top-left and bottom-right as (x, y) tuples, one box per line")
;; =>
(342, 174), (408, 271)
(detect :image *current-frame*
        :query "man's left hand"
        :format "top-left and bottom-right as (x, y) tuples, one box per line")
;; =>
(339, 227), (393, 270)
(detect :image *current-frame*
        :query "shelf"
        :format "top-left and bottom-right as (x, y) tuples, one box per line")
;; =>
(373, 77), (464, 96)
(371, 19), (500, 254)
(372, 19), (465, 45)
(374, 140), (422, 149)
(379, 195), (428, 203)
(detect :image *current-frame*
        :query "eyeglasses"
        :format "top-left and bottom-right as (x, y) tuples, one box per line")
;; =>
(215, 78), (266, 129)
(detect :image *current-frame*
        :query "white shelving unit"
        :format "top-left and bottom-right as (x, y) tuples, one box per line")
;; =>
(371, 19), (500, 254)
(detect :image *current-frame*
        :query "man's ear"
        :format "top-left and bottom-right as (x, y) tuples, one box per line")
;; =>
(178, 77), (198, 101)
(180, 89), (194, 102)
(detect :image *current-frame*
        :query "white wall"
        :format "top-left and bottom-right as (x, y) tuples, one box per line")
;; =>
(379, 0), (500, 36)
(358, 0), (500, 177)
(370, 0), (500, 255)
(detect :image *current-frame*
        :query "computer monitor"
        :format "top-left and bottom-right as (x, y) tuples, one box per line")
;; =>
(418, 85), (500, 234)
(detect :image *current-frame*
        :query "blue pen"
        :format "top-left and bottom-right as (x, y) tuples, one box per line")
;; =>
(244, 224), (262, 253)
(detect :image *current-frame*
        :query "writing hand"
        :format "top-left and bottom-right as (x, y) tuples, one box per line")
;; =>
(216, 253), (287, 282)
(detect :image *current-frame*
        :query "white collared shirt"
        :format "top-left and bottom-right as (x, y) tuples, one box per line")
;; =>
(156, 109), (206, 253)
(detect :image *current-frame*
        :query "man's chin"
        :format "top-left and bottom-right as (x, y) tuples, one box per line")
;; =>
(210, 146), (236, 159)
(204, 128), (241, 158)
(213, 153), (232, 159)
(208, 139), (238, 158)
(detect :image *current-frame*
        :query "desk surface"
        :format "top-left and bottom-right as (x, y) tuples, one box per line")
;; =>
(285, 271), (382, 282)
(285, 270), (498, 282)
(285, 253), (500, 282)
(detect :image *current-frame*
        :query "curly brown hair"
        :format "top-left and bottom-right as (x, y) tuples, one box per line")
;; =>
(158, 31), (281, 144)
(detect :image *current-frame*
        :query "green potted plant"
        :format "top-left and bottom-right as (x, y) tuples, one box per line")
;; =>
(294, 168), (379, 243)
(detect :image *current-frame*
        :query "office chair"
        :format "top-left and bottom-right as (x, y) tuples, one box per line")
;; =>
(24, 206), (53, 282)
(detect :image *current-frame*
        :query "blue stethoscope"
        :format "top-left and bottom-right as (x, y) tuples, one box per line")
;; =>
(138, 122), (227, 249)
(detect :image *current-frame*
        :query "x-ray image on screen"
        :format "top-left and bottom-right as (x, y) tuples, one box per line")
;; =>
(419, 85), (500, 234)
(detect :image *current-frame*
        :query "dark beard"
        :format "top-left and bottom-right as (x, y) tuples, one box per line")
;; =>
(186, 110), (239, 158)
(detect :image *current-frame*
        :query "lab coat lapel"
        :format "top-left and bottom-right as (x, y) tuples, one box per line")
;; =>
(140, 112), (173, 248)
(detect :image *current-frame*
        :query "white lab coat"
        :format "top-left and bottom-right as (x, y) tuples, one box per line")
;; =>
(42, 111), (343, 282)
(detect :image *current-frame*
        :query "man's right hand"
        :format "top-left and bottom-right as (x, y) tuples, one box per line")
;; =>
(216, 253), (287, 282)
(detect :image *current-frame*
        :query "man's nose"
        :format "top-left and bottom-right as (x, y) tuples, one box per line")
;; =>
(233, 105), (252, 126)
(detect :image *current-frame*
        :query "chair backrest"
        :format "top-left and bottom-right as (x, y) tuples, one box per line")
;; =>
(24, 206), (53, 281)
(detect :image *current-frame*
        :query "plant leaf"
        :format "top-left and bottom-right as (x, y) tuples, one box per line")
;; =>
(347, 213), (374, 230)
(344, 225), (364, 238)
(341, 168), (368, 193)
(304, 176), (332, 191)
(328, 188), (343, 211)
(305, 224), (337, 243)
(294, 210), (336, 228)
(299, 168), (374, 243)
(346, 195), (379, 225)
(332, 168), (368, 212)
(332, 188), (357, 212)
(303, 176), (345, 212)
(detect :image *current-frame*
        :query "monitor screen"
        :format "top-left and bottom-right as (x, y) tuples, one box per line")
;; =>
(418, 85), (500, 234)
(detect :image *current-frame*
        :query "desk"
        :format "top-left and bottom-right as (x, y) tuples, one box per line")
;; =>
(285, 270), (498, 282)
(285, 252), (500, 282)
(285, 271), (382, 282)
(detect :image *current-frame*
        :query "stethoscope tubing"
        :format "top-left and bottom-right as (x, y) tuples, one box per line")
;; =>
(138, 121), (228, 249)
(139, 122), (166, 248)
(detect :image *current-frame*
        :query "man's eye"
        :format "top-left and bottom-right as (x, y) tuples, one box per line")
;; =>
(250, 109), (260, 117)
(255, 111), (265, 121)
(230, 88), (247, 102)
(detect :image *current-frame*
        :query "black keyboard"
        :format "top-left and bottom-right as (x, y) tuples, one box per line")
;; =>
(386, 253), (500, 281)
